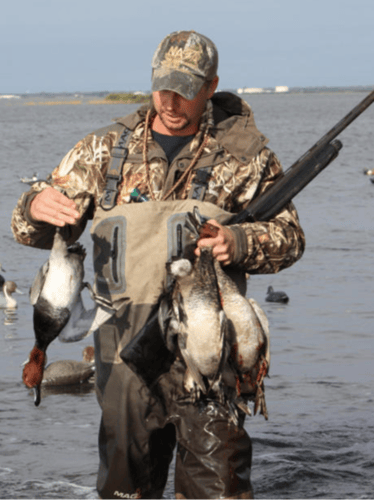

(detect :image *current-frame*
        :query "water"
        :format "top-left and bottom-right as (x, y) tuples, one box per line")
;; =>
(1, 92), (373, 499)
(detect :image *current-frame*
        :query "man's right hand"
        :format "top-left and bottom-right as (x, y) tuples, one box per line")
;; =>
(29, 187), (81, 227)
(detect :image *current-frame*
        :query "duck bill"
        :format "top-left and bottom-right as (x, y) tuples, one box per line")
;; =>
(33, 385), (41, 406)
(15, 287), (24, 295)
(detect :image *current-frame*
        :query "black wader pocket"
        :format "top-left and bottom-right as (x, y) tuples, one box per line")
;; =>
(92, 216), (127, 301)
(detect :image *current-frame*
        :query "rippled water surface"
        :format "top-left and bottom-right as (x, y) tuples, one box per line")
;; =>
(0, 92), (373, 499)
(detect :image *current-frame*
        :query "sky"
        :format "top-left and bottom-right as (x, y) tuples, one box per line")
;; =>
(1, 0), (373, 94)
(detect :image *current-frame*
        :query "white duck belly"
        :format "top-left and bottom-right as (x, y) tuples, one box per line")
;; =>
(40, 235), (84, 310)
(181, 298), (224, 378)
(168, 247), (227, 393)
(213, 260), (267, 373)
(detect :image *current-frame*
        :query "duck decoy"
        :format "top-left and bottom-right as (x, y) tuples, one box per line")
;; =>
(41, 346), (95, 387)
(0, 281), (24, 309)
(265, 286), (289, 304)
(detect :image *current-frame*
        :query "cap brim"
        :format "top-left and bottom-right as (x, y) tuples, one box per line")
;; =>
(151, 69), (205, 100)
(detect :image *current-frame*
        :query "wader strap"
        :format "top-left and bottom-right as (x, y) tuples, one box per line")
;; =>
(187, 166), (213, 201)
(100, 126), (132, 210)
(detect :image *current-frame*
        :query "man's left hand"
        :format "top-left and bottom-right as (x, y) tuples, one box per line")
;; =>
(195, 219), (235, 266)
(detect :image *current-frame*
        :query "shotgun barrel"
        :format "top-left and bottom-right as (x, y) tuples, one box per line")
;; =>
(228, 89), (374, 224)
(229, 140), (342, 224)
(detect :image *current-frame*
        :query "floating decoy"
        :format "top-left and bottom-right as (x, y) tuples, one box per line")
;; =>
(265, 285), (289, 304)
(41, 346), (95, 387)
(20, 172), (40, 185)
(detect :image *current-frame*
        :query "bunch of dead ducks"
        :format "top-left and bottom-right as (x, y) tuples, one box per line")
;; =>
(159, 209), (270, 423)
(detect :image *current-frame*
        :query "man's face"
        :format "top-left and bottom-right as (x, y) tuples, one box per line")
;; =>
(152, 77), (218, 136)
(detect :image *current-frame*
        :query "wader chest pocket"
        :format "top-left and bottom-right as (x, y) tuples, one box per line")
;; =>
(92, 216), (127, 300)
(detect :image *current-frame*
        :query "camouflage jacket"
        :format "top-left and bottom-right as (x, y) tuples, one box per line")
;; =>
(11, 92), (305, 275)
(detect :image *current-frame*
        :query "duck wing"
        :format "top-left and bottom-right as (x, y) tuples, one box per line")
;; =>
(29, 261), (49, 306)
(248, 298), (270, 366)
(59, 297), (115, 343)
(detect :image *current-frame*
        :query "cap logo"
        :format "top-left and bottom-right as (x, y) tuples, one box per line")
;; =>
(161, 44), (202, 73)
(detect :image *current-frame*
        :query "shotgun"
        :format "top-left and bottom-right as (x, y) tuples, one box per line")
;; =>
(121, 89), (374, 385)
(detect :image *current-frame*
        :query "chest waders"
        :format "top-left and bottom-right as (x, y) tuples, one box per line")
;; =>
(91, 128), (254, 500)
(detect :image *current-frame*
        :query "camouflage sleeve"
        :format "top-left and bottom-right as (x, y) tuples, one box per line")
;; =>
(11, 130), (114, 249)
(233, 149), (306, 274)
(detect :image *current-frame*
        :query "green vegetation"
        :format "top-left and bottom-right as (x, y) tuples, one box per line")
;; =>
(105, 92), (150, 103)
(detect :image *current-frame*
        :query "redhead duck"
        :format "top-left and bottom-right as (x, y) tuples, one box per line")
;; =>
(22, 229), (114, 406)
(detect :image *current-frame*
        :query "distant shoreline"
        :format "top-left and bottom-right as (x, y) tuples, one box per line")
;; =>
(1, 85), (372, 105)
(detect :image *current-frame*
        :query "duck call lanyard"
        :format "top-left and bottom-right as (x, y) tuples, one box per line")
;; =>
(100, 115), (212, 210)
(142, 109), (211, 201)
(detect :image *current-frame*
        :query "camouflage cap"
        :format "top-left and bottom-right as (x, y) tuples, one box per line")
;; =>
(151, 30), (218, 100)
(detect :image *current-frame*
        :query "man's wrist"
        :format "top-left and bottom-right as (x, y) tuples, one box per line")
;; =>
(229, 225), (248, 265)
(21, 192), (47, 228)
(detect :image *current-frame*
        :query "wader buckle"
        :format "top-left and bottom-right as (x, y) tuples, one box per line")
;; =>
(100, 127), (132, 210)
(188, 166), (212, 201)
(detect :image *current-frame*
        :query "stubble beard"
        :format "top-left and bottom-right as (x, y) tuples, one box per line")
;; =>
(158, 109), (190, 133)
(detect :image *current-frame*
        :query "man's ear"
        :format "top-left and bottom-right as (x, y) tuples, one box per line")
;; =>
(207, 76), (219, 98)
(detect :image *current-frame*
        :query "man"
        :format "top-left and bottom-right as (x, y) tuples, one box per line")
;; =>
(12, 30), (305, 499)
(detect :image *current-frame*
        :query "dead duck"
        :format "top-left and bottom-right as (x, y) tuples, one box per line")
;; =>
(214, 261), (270, 419)
(41, 346), (95, 387)
(266, 285), (289, 304)
(165, 246), (228, 399)
(0, 281), (24, 309)
(22, 229), (114, 406)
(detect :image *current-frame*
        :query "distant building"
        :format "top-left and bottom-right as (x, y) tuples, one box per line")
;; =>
(237, 87), (264, 94)
(0, 94), (20, 99)
(275, 86), (289, 93)
(237, 86), (289, 94)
